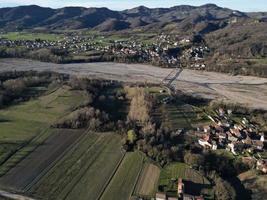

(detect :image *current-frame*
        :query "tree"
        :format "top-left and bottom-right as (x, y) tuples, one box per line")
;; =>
(127, 87), (153, 123)
(214, 177), (236, 200)
(184, 152), (204, 167)
(127, 129), (137, 144)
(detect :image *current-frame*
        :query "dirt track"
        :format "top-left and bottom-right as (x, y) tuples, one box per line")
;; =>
(1, 59), (267, 110)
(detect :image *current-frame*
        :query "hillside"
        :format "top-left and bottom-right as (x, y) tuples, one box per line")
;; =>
(0, 4), (267, 75)
(0, 4), (261, 31)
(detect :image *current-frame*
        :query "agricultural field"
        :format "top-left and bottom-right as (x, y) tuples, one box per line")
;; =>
(134, 162), (161, 198)
(0, 85), (89, 177)
(150, 87), (199, 130)
(100, 152), (144, 200)
(159, 162), (210, 196)
(0, 32), (63, 41)
(31, 132), (124, 200)
(0, 128), (84, 191)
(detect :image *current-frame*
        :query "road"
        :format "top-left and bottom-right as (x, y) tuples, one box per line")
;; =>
(1, 58), (267, 110)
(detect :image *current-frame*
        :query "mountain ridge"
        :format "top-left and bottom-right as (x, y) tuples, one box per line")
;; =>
(0, 3), (264, 31)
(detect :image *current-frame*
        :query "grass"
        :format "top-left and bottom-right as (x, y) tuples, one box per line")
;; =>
(153, 100), (197, 130)
(159, 162), (210, 196)
(31, 132), (124, 200)
(134, 162), (161, 198)
(0, 32), (63, 41)
(147, 86), (201, 130)
(0, 86), (89, 176)
(100, 152), (144, 200)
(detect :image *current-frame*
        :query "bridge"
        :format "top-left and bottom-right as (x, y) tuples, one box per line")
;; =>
(162, 65), (183, 95)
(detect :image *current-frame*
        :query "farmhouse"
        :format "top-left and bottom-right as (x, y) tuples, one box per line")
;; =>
(155, 179), (204, 200)
(156, 192), (167, 200)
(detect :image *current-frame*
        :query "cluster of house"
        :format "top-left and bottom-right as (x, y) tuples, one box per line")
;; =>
(196, 108), (266, 168)
(155, 179), (204, 200)
(183, 46), (210, 70)
(0, 32), (209, 68)
(0, 39), (58, 49)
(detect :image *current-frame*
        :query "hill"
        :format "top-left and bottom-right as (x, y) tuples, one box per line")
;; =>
(0, 4), (260, 32)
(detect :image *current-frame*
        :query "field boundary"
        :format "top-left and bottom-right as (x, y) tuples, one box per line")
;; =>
(132, 154), (145, 197)
(23, 129), (88, 193)
(96, 148), (126, 200)
(59, 133), (115, 200)
(0, 127), (51, 177)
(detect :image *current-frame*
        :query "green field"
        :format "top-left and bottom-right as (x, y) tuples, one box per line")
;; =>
(0, 32), (63, 41)
(134, 162), (161, 198)
(100, 152), (144, 200)
(31, 132), (124, 200)
(0, 86), (89, 176)
(147, 86), (200, 130)
(159, 162), (210, 196)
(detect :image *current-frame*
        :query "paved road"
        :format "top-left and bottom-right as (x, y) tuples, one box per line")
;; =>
(1, 58), (267, 110)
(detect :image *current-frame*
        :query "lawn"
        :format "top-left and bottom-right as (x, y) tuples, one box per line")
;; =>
(31, 132), (124, 200)
(159, 162), (210, 196)
(0, 32), (63, 41)
(134, 162), (161, 198)
(0, 86), (89, 176)
(100, 152), (144, 200)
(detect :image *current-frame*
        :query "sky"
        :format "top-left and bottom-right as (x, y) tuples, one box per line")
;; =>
(0, 0), (266, 12)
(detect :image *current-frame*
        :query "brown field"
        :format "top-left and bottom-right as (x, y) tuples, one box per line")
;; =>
(135, 163), (161, 197)
(0, 128), (84, 192)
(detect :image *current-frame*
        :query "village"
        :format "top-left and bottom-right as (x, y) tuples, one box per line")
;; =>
(195, 107), (267, 174)
(0, 32), (209, 68)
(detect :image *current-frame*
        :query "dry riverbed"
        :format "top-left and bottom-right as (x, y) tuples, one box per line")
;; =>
(1, 58), (267, 110)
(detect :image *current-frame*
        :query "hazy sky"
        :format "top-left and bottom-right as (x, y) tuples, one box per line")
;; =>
(0, 0), (266, 12)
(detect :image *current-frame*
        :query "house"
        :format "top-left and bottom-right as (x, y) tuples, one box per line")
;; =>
(183, 194), (196, 200)
(156, 192), (167, 200)
(178, 178), (184, 198)
(203, 125), (210, 133)
(168, 197), (178, 200)
(227, 143), (237, 155)
(218, 108), (225, 117)
(230, 128), (242, 139)
(257, 160), (267, 173)
(252, 140), (264, 151)
(198, 139), (212, 148)
(227, 133), (238, 142)
(218, 132), (227, 139)
(195, 197), (204, 200)
(260, 133), (265, 142)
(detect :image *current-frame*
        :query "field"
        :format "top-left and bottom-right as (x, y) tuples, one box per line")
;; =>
(0, 86), (89, 176)
(151, 87), (199, 130)
(0, 129), (84, 191)
(0, 32), (63, 41)
(159, 162), (210, 196)
(100, 152), (144, 200)
(31, 132), (124, 200)
(134, 162), (161, 198)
